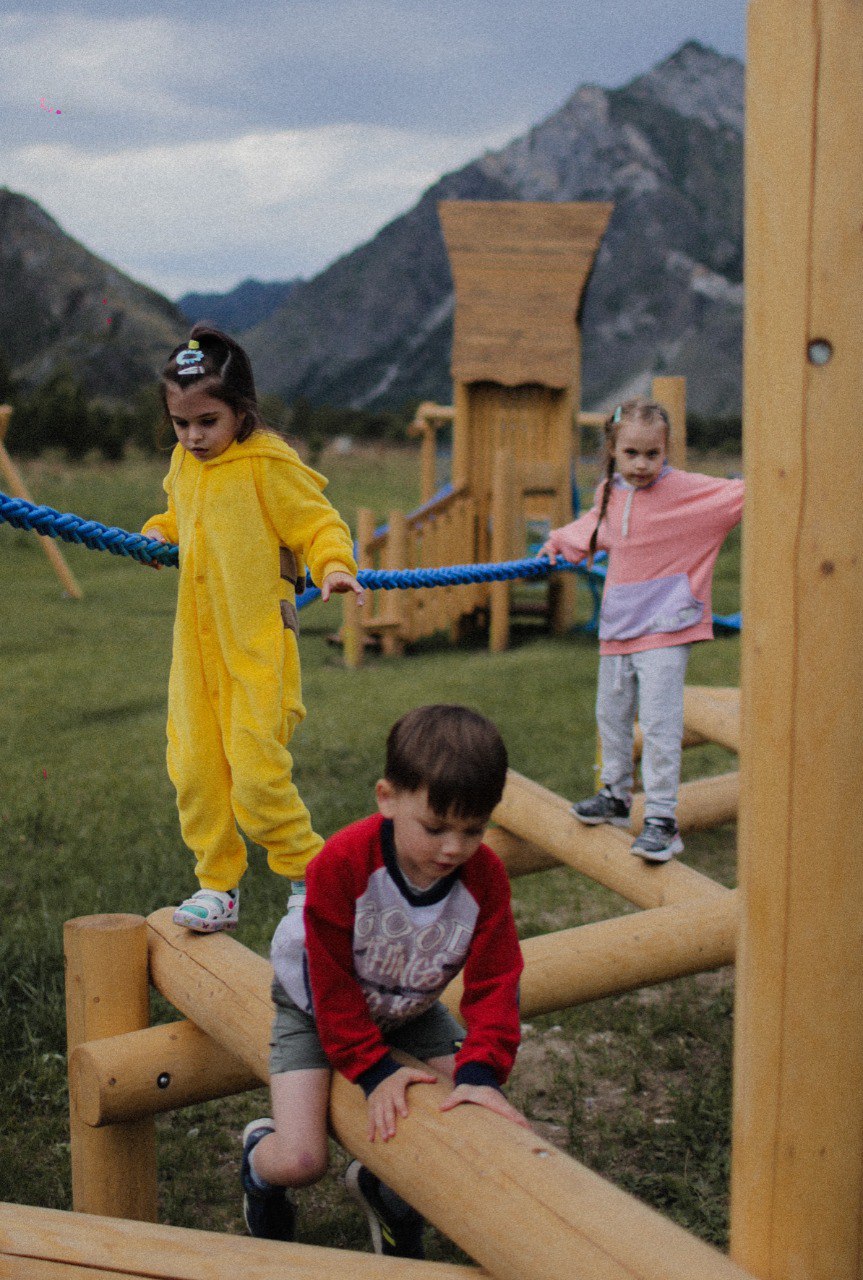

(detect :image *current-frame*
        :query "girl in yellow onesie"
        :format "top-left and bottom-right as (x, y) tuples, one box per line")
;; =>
(143, 325), (363, 932)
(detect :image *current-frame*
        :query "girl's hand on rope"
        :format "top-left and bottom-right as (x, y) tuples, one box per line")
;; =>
(145, 528), (169, 570)
(321, 570), (365, 605)
(536, 539), (558, 561)
(439, 1083), (532, 1130)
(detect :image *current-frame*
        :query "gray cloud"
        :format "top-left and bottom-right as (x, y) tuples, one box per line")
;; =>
(2, 0), (746, 293)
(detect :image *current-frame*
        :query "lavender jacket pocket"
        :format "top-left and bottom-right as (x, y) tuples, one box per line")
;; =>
(599, 573), (704, 642)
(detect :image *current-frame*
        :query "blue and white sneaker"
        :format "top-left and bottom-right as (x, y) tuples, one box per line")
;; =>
(631, 818), (684, 863)
(241, 1119), (296, 1242)
(173, 887), (239, 932)
(570, 786), (631, 828)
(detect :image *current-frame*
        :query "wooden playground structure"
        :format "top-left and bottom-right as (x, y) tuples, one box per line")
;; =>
(346, 201), (690, 663)
(3, 2), (862, 1277)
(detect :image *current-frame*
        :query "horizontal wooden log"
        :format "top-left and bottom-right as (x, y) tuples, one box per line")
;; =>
(145, 912), (753, 1280)
(0, 1202), (479, 1279)
(492, 771), (728, 908)
(683, 686), (741, 752)
(443, 891), (738, 1019)
(69, 1018), (260, 1127)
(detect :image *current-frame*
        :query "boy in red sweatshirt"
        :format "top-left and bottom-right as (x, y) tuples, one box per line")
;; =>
(240, 704), (528, 1259)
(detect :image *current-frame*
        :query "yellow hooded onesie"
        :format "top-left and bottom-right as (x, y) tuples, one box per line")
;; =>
(143, 432), (357, 892)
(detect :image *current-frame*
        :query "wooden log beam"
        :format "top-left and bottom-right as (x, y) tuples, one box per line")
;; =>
(493, 771), (728, 907)
(144, 912), (752, 1280)
(0, 1202), (481, 1279)
(682, 686), (740, 753)
(69, 1017), (260, 1127)
(74, 884), (738, 1127)
(443, 891), (738, 1020)
(484, 770), (739, 877)
(730, 3), (863, 1278)
(330, 1060), (752, 1280)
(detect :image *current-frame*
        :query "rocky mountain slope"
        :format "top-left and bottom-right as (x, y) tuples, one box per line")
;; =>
(244, 42), (744, 415)
(0, 188), (186, 402)
(178, 277), (302, 333)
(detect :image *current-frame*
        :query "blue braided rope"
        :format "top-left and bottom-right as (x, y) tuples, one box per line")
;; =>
(0, 489), (741, 630)
(0, 489), (580, 586)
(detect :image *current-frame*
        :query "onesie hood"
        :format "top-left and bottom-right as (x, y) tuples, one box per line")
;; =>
(184, 432), (328, 489)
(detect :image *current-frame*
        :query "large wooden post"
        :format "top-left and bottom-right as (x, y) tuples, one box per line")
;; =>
(65, 915), (157, 1220)
(730, 4), (863, 1279)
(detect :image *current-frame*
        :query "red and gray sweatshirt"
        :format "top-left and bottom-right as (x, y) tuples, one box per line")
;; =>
(270, 812), (523, 1095)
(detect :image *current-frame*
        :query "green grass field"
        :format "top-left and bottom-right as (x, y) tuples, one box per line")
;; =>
(0, 446), (741, 1259)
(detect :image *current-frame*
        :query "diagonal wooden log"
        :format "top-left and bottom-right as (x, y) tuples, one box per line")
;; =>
(492, 771), (728, 906)
(485, 770), (739, 877)
(682, 686), (740, 753)
(138, 909), (752, 1280)
(0, 1202), (481, 1279)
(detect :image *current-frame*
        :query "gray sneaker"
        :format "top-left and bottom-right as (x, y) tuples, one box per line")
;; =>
(631, 818), (683, 863)
(570, 786), (631, 828)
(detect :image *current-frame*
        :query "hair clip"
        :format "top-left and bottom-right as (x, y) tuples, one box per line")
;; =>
(176, 345), (205, 375)
(612, 405), (622, 424)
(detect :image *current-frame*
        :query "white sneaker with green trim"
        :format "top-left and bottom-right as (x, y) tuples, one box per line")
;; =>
(172, 887), (239, 932)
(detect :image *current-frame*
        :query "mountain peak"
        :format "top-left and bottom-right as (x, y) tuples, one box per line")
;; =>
(623, 40), (744, 133)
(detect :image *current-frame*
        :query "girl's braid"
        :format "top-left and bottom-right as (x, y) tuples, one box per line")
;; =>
(588, 409), (620, 565)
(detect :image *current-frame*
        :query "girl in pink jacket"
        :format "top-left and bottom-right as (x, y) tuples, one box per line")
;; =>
(540, 398), (744, 862)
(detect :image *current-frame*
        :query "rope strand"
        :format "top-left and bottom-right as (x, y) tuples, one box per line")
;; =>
(0, 489), (596, 586)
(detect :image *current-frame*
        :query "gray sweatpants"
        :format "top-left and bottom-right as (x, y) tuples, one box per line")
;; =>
(596, 644), (691, 822)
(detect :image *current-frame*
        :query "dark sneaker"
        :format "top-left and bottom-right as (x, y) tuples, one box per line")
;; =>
(241, 1119), (296, 1242)
(570, 786), (631, 828)
(345, 1160), (425, 1259)
(631, 817), (684, 863)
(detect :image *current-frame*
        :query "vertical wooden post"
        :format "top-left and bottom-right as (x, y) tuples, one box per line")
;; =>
(651, 376), (687, 470)
(0, 405), (83, 599)
(730, 4), (863, 1279)
(419, 424), (436, 504)
(381, 509), (407, 656)
(490, 447), (516, 653)
(65, 914), (157, 1220)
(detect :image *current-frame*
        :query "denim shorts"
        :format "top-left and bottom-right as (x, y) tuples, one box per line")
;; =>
(269, 979), (463, 1077)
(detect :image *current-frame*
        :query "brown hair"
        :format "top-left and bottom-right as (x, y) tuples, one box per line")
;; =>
(587, 398), (671, 564)
(160, 324), (262, 443)
(384, 704), (508, 819)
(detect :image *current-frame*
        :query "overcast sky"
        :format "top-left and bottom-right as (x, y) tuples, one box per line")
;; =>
(2, 1), (746, 299)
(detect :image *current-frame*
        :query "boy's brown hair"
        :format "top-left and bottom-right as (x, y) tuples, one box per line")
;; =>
(385, 704), (508, 819)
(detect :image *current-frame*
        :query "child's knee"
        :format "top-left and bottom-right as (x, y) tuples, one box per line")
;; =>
(267, 1141), (328, 1188)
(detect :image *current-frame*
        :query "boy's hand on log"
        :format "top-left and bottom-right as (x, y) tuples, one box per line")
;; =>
(439, 1083), (532, 1129)
(366, 1066), (437, 1142)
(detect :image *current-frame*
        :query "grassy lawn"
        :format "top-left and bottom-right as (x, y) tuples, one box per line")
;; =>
(0, 444), (741, 1259)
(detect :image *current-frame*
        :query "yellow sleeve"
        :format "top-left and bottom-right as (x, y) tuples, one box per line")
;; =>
(142, 447), (180, 544)
(256, 454), (357, 586)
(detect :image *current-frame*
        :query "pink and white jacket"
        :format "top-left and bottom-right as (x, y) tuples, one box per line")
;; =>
(546, 467), (744, 656)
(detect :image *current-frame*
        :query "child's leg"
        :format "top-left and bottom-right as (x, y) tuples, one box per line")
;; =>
(250, 1068), (331, 1188)
(633, 645), (691, 821)
(224, 698), (323, 884)
(596, 654), (637, 798)
(166, 703), (248, 894)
